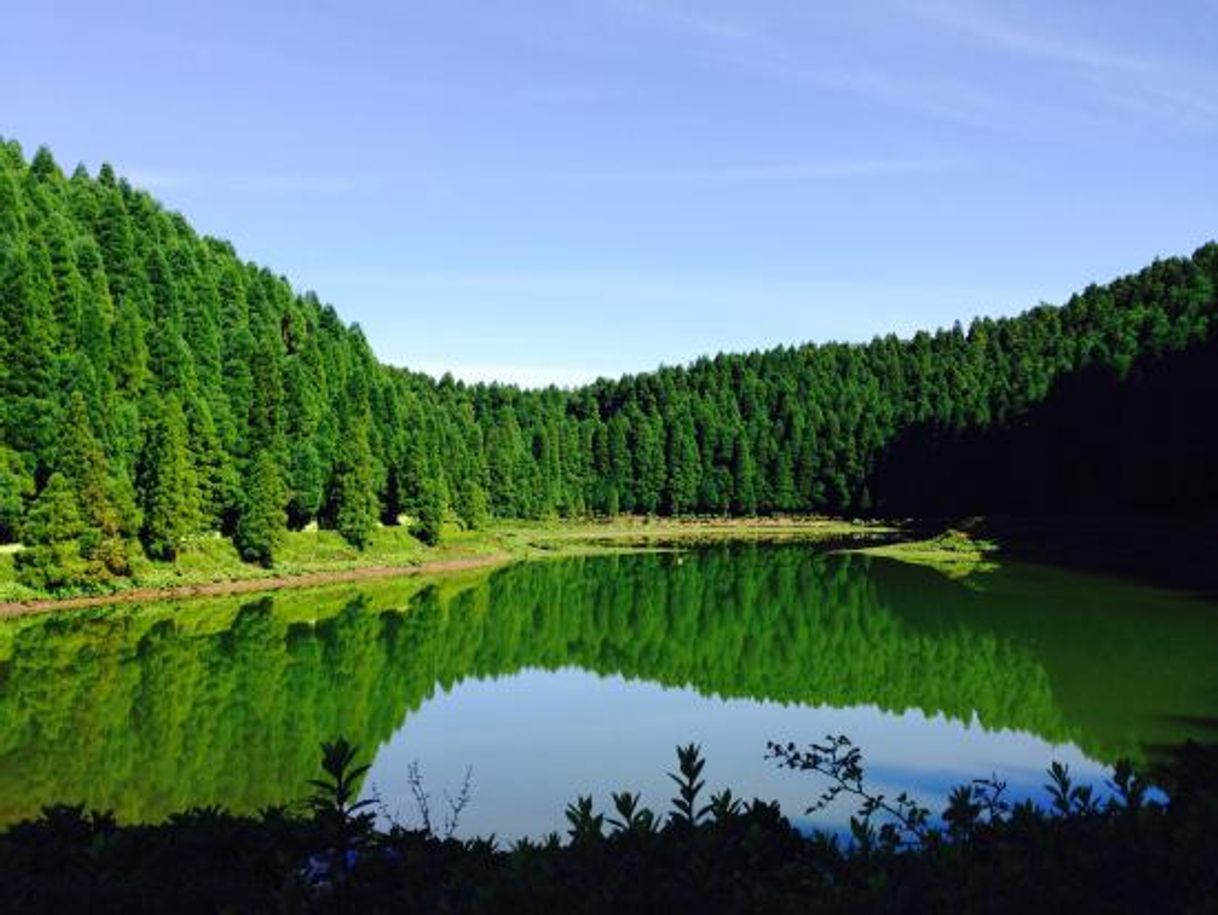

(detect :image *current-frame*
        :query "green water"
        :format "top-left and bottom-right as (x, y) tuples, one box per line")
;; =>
(0, 545), (1216, 832)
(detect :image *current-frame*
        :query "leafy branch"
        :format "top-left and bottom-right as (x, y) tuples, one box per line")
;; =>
(767, 734), (931, 849)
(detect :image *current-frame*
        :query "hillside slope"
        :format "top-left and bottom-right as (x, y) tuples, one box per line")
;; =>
(0, 140), (1214, 589)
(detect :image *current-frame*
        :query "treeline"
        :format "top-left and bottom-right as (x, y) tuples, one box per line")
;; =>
(1, 140), (1215, 587)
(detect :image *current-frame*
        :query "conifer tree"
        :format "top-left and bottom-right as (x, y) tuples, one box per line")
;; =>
(414, 476), (445, 545)
(326, 420), (378, 549)
(139, 395), (201, 560)
(61, 391), (116, 529)
(633, 410), (665, 514)
(20, 472), (83, 545)
(456, 479), (489, 530)
(664, 407), (700, 516)
(0, 229), (56, 461)
(0, 447), (34, 542)
(453, 421), (491, 529)
(14, 472), (86, 591)
(184, 396), (237, 531)
(486, 405), (527, 516)
(731, 436), (758, 515)
(235, 449), (286, 567)
(75, 239), (115, 376)
(283, 356), (324, 529)
(112, 290), (149, 395)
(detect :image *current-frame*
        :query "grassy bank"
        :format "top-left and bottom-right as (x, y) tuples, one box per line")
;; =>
(843, 528), (1000, 579)
(0, 516), (894, 613)
(7, 512), (1214, 612)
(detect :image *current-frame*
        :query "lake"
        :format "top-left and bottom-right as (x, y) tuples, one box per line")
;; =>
(1, 544), (1216, 838)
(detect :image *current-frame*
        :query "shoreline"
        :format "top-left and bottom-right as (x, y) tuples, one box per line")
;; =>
(4, 513), (1214, 617)
(0, 553), (516, 618)
(0, 517), (891, 618)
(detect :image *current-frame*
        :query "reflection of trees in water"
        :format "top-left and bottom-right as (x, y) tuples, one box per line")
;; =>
(1, 546), (1215, 824)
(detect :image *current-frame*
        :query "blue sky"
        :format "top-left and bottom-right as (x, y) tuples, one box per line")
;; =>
(4, 1), (1216, 386)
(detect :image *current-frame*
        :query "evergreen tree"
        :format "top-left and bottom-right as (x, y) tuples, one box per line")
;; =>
(664, 406), (700, 516)
(457, 479), (489, 530)
(112, 290), (149, 396)
(235, 449), (286, 567)
(326, 426), (378, 549)
(59, 390), (131, 576)
(60, 391), (118, 533)
(731, 436), (758, 515)
(0, 229), (56, 462)
(14, 472), (87, 591)
(0, 447), (33, 542)
(184, 396), (237, 531)
(139, 395), (201, 560)
(413, 476), (445, 545)
(20, 472), (83, 545)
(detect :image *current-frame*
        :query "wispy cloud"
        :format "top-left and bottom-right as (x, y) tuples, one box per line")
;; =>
(563, 157), (956, 185)
(606, 0), (1026, 133)
(608, 0), (760, 44)
(913, 0), (1218, 125)
(1097, 81), (1218, 126)
(608, 0), (1218, 131)
(919, 6), (1150, 73)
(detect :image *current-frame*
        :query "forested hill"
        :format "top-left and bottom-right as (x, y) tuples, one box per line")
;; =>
(1, 140), (1215, 587)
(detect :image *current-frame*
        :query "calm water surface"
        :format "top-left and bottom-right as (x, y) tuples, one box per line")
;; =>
(2, 545), (1216, 838)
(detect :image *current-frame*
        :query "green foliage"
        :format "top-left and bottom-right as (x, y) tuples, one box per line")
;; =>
(60, 392), (118, 536)
(138, 395), (201, 559)
(412, 477), (446, 545)
(0, 447), (34, 541)
(607, 790), (659, 837)
(0, 140), (1216, 592)
(564, 795), (604, 844)
(769, 735), (933, 848)
(234, 449), (286, 566)
(325, 426), (378, 549)
(455, 479), (489, 530)
(667, 742), (710, 828)
(12, 543), (88, 593)
(14, 473), (87, 590)
(308, 739), (377, 855)
(19, 473), (83, 547)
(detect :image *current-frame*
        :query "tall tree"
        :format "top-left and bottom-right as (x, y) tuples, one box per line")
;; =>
(0, 447), (34, 542)
(324, 410), (378, 549)
(139, 395), (201, 560)
(235, 449), (286, 567)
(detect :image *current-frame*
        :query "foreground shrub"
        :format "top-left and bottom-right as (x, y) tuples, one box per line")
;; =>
(1, 738), (1216, 913)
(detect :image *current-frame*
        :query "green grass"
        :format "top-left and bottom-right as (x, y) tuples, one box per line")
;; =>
(0, 515), (891, 607)
(847, 528), (999, 578)
(473, 515), (892, 550)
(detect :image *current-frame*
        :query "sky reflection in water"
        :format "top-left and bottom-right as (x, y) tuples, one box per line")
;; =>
(367, 667), (1108, 840)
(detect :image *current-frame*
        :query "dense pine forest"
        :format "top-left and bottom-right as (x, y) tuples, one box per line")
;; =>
(1, 140), (1215, 590)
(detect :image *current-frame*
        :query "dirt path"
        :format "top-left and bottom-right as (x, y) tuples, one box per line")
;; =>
(0, 553), (513, 619)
